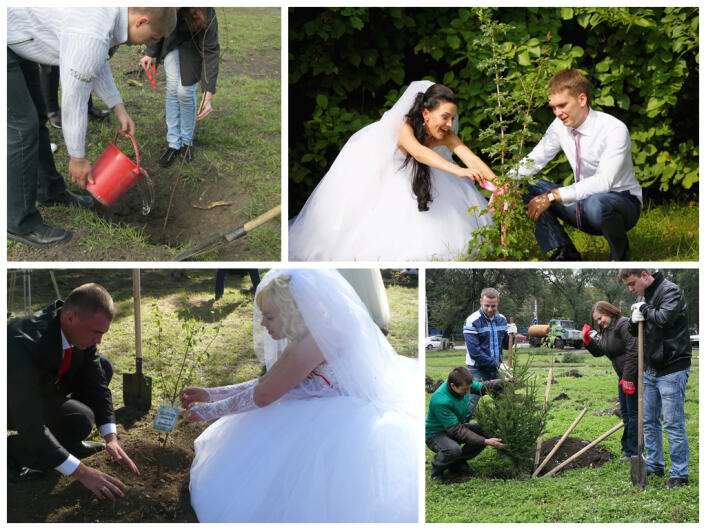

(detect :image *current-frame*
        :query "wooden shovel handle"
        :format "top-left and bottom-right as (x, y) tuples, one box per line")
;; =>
(532, 408), (588, 478)
(133, 269), (142, 361)
(534, 367), (553, 468)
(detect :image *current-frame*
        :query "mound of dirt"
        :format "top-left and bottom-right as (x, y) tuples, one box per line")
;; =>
(535, 436), (615, 476)
(8, 406), (206, 522)
(553, 392), (570, 401)
(595, 404), (622, 418)
(557, 369), (583, 378)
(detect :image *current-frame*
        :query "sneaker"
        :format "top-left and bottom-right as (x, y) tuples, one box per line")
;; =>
(159, 147), (180, 168)
(647, 469), (665, 478)
(619, 456), (631, 463)
(8, 223), (72, 247)
(549, 242), (582, 261)
(665, 477), (688, 489)
(430, 467), (444, 482)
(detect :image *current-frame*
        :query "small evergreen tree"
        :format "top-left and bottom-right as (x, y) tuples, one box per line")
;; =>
(474, 358), (549, 466)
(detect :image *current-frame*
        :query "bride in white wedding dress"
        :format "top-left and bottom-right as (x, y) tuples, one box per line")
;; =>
(180, 269), (418, 523)
(289, 80), (495, 261)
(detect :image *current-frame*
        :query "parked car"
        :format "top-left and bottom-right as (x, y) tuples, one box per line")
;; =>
(425, 336), (454, 351)
(689, 328), (699, 348)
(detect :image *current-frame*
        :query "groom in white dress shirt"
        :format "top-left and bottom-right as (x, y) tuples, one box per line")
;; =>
(518, 69), (642, 261)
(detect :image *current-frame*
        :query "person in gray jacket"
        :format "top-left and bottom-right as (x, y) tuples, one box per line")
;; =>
(581, 301), (638, 462)
(620, 269), (691, 488)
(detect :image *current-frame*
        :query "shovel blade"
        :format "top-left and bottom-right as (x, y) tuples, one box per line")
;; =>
(123, 372), (152, 412)
(630, 454), (646, 489)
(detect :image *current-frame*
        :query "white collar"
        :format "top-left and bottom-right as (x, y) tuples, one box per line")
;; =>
(60, 329), (73, 351)
(573, 107), (595, 136)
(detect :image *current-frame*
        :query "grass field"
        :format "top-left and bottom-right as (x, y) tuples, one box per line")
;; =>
(425, 346), (699, 523)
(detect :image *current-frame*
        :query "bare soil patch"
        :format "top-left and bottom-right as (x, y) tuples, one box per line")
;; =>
(8, 406), (207, 522)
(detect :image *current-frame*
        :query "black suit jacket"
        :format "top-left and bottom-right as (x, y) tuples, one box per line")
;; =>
(7, 301), (115, 469)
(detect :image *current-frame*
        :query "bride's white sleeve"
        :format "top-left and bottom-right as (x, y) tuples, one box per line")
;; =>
(190, 379), (260, 421)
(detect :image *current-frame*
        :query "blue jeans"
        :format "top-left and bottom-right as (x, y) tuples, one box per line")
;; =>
(643, 368), (690, 478)
(466, 365), (498, 421)
(524, 179), (641, 260)
(617, 379), (638, 457)
(164, 48), (197, 149)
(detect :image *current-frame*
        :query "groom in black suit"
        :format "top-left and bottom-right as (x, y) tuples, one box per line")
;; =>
(8, 283), (139, 501)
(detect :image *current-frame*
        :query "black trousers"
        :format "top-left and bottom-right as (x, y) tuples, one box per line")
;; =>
(426, 423), (486, 472)
(7, 48), (66, 234)
(8, 355), (114, 470)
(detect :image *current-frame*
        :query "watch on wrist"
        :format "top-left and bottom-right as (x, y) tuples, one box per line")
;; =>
(546, 192), (556, 202)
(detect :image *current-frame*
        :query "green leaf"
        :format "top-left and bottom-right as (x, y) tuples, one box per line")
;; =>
(560, 7), (574, 19)
(316, 94), (328, 109)
(447, 34), (461, 50)
(517, 51), (531, 66)
(443, 71), (455, 85)
(349, 16), (364, 30)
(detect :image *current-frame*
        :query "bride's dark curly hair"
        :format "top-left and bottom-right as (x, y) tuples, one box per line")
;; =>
(401, 83), (457, 212)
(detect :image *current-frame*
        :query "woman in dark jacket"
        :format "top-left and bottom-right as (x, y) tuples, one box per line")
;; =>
(140, 7), (220, 167)
(582, 301), (638, 461)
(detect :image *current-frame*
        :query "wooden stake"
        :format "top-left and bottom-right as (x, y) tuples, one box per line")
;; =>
(532, 407), (587, 478)
(543, 421), (624, 477)
(533, 367), (553, 471)
(507, 317), (515, 367)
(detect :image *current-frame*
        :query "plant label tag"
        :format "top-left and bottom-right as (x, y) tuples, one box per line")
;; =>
(153, 404), (180, 433)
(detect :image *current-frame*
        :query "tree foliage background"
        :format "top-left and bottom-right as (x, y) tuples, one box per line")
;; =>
(426, 268), (699, 335)
(289, 7), (698, 214)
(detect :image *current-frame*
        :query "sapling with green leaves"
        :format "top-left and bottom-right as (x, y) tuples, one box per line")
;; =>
(149, 299), (223, 444)
(474, 357), (549, 466)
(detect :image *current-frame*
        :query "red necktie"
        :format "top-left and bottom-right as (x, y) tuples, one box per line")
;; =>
(572, 129), (582, 229)
(57, 347), (73, 382)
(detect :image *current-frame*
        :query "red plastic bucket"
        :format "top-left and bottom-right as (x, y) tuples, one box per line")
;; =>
(87, 131), (146, 206)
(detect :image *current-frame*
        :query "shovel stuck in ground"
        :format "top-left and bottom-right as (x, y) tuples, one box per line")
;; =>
(123, 269), (152, 411)
(630, 320), (646, 488)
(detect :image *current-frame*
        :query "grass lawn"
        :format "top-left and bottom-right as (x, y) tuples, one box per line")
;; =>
(425, 346), (699, 522)
(7, 7), (281, 262)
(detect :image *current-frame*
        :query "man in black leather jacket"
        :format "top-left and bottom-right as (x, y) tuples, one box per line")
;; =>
(620, 269), (691, 489)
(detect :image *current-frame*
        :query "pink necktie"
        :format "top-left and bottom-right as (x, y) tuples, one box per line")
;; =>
(572, 129), (582, 229)
(57, 347), (73, 382)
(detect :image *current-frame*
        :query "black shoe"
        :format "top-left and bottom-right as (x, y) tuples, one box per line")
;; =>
(159, 147), (180, 168)
(88, 105), (110, 120)
(665, 477), (688, 489)
(8, 224), (72, 247)
(430, 468), (444, 482)
(549, 243), (582, 261)
(73, 440), (106, 458)
(450, 461), (475, 476)
(8, 464), (45, 483)
(647, 469), (665, 478)
(183, 144), (195, 163)
(40, 189), (94, 209)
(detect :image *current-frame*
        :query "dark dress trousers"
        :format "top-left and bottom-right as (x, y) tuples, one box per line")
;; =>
(7, 301), (115, 470)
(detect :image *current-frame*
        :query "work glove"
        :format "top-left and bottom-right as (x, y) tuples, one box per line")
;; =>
(507, 323), (517, 335)
(581, 323), (592, 345)
(631, 302), (646, 323)
(619, 379), (636, 395)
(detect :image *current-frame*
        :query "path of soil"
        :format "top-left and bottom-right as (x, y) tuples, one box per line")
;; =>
(8, 407), (206, 523)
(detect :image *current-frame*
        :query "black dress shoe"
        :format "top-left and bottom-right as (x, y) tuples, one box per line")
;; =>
(183, 144), (195, 163)
(73, 440), (106, 457)
(159, 146), (180, 168)
(88, 105), (110, 120)
(40, 189), (94, 208)
(549, 243), (582, 261)
(8, 224), (72, 247)
(8, 464), (45, 483)
(647, 469), (665, 478)
(665, 477), (688, 488)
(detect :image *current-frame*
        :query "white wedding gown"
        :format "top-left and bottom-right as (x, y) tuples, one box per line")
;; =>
(289, 80), (492, 261)
(188, 270), (419, 523)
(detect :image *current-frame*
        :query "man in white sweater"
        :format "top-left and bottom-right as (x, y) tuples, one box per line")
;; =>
(7, 7), (176, 247)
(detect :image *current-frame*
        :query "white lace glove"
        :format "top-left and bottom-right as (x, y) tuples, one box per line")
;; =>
(190, 379), (259, 421)
(205, 379), (257, 402)
(506, 323), (517, 335)
(631, 302), (646, 323)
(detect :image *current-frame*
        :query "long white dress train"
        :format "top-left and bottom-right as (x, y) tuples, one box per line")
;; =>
(289, 80), (492, 261)
(188, 270), (419, 523)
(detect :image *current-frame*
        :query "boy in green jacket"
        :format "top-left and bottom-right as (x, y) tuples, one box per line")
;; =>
(426, 366), (506, 481)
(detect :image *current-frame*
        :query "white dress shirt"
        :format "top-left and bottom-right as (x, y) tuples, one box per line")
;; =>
(54, 330), (117, 476)
(515, 108), (642, 205)
(8, 8), (128, 158)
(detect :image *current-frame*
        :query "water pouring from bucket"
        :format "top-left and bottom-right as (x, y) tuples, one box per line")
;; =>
(87, 130), (154, 215)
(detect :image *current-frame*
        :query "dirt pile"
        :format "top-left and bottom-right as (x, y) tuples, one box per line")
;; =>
(8, 406), (205, 522)
(535, 435), (615, 476)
